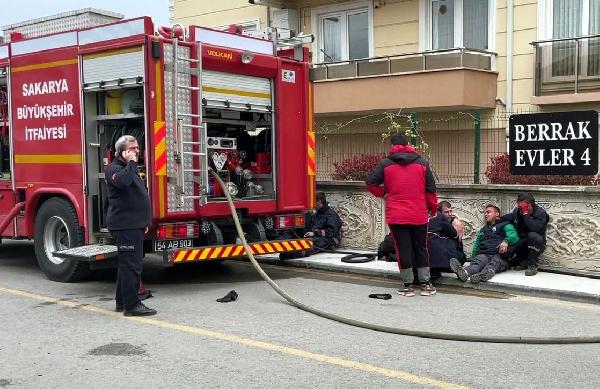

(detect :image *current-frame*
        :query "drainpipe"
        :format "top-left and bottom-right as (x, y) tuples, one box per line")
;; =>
(266, 5), (271, 28)
(506, 0), (514, 148)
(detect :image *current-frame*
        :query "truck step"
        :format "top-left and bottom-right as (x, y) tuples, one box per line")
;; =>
(53, 244), (118, 262)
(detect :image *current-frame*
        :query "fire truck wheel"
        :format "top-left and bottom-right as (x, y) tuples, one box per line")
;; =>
(34, 198), (89, 282)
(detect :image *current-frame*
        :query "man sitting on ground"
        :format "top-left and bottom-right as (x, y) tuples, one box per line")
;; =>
(500, 193), (549, 276)
(427, 200), (466, 277)
(449, 204), (519, 283)
(303, 192), (342, 256)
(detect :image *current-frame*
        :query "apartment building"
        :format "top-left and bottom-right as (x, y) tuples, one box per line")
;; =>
(171, 0), (600, 183)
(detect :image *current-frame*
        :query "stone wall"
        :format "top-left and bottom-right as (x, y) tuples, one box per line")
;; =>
(317, 181), (600, 274)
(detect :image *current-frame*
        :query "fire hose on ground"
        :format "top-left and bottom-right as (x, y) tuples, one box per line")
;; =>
(209, 168), (600, 344)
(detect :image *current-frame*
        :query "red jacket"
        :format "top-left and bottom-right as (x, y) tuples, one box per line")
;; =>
(366, 144), (438, 225)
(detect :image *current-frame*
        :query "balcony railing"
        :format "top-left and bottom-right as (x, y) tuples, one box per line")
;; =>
(311, 48), (497, 81)
(532, 34), (600, 96)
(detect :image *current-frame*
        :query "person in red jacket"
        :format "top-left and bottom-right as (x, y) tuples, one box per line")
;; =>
(366, 133), (439, 297)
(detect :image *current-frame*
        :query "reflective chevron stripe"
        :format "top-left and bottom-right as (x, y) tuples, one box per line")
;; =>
(169, 239), (313, 263)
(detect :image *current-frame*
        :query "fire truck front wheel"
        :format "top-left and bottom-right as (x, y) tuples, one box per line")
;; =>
(34, 198), (89, 282)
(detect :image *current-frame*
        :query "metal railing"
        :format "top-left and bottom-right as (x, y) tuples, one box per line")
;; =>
(532, 34), (600, 96)
(311, 47), (497, 81)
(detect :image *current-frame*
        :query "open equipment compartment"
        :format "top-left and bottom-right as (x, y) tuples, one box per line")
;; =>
(203, 107), (274, 202)
(83, 83), (147, 238)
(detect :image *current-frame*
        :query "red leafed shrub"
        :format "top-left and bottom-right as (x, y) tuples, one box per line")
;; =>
(332, 154), (384, 181)
(485, 153), (599, 185)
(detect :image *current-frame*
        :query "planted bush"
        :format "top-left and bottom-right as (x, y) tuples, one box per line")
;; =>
(332, 153), (384, 181)
(485, 153), (599, 185)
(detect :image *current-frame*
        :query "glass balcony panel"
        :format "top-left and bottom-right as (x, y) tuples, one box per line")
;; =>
(357, 59), (389, 77)
(389, 55), (422, 73)
(462, 52), (491, 70)
(588, 37), (600, 76)
(532, 36), (600, 96)
(326, 63), (356, 79)
(424, 52), (461, 70)
(311, 66), (327, 81)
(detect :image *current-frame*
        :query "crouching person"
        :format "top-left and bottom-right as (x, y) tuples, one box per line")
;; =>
(449, 204), (519, 283)
(500, 193), (549, 276)
(303, 192), (342, 256)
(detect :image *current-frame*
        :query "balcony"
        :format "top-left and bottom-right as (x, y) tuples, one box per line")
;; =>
(532, 34), (600, 105)
(310, 48), (498, 115)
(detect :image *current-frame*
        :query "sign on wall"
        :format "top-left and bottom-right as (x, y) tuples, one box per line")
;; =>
(509, 111), (598, 175)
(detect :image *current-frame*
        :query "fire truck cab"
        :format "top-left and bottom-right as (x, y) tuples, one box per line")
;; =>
(0, 15), (315, 281)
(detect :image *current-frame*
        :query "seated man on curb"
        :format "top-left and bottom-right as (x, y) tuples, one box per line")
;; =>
(302, 192), (342, 256)
(428, 200), (466, 277)
(449, 204), (519, 284)
(500, 193), (549, 276)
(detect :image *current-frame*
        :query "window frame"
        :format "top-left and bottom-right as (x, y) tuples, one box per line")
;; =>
(419, 0), (496, 52)
(538, 0), (599, 80)
(311, 0), (374, 63)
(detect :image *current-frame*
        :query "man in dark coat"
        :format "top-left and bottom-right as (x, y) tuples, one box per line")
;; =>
(106, 135), (156, 316)
(427, 201), (466, 275)
(366, 132), (438, 297)
(303, 192), (342, 255)
(500, 192), (549, 276)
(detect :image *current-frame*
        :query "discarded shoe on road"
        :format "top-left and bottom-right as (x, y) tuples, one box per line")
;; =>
(217, 290), (239, 303)
(368, 293), (392, 300)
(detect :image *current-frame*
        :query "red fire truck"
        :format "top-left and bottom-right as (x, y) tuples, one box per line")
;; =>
(0, 16), (316, 281)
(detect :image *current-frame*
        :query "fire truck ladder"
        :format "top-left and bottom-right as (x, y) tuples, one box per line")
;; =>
(171, 34), (208, 206)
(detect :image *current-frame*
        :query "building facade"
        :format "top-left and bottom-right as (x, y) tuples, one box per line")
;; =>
(171, 0), (600, 183)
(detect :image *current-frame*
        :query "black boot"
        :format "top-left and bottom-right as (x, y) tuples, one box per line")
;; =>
(124, 302), (157, 316)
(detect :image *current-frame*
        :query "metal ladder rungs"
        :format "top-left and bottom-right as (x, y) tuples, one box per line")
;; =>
(181, 195), (203, 199)
(177, 113), (201, 118)
(181, 123), (203, 128)
(177, 85), (200, 91)
(177, 57), (200, 63)
(182, 141), (202, 145)
(183, 151), (205, 156)
(183, 168), (202, 173)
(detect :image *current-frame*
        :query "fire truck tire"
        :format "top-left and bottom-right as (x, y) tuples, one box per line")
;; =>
(34, 198), (89, 282)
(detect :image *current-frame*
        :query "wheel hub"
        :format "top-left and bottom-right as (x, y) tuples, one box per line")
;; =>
(43, 216), (71, 265)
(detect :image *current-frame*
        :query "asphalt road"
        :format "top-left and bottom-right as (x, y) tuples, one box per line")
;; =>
(1, 240), (600, 388)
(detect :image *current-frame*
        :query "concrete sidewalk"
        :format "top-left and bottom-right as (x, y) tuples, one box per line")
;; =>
(255, 252), (600, 303)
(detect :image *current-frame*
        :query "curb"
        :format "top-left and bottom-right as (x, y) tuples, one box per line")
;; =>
(255, 256), (600, 305)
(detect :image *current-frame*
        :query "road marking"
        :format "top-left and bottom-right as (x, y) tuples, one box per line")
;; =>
(0, 285), (468, 389)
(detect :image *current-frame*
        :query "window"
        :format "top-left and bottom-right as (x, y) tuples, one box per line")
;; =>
(541, 0), (600, 77)
(313, 2), (372, 63)
(421, 0), (493, 51)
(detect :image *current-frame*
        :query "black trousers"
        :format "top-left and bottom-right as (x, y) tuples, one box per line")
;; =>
(389, 224), (430, 284)
(111, 229), (145, 310)
(503, 232), (546, 267)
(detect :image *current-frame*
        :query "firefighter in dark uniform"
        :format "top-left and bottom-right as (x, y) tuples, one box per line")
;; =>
(303, 192), (342, 255)
(106, 135), (156, 316)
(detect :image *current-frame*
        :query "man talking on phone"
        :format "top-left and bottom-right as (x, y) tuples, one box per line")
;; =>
(106, 135), (156, 316)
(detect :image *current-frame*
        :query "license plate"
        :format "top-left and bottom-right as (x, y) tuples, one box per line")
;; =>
(154, 239), (193, 251)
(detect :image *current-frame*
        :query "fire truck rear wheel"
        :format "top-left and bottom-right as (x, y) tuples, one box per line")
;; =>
(34, 198), (89, 282)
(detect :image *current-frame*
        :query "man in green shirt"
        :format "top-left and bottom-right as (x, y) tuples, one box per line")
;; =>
(449, 204), (519, 283)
